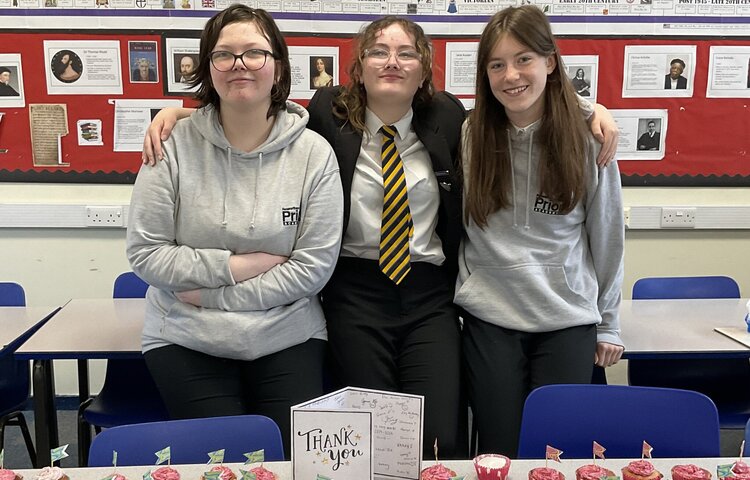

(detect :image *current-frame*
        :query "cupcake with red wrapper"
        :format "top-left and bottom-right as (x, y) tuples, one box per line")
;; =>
(621, 442), (662, 480)
(672, 465), (711, 480)
(575, 441), (615, 480)
(528, 445), (565, 480)
(202, 466), (235, 480)
(150, 446), (179, 480)
(474, 454), (511, 480)
(718, 441), (750, 480)
(246, 466), (277, 480)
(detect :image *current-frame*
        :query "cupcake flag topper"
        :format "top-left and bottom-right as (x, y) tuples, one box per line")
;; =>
(593, 441), (606, 464)
(1, 447), (4, 469)
(202, 471), (221, 480)
(641, 441), (653, 460)
(51, 444), (70, 463)
(113, 450), (118, 472)
(434, 438), (440, 464)
(739, 440), (746, 464)
(243, 449), (264, 465)
(717, 464), (735, 478)
(238, 469), (257, 480)
(155, 446), (171, 466)
(143, 470), (153, 480)
(316, 475), (332, 480)
(207, 449), (225, 465)
(546, 445), (563, 468)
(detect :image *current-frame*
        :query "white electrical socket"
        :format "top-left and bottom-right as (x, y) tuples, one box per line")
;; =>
(85, 206), (124, 227)
(660, 207), (696, 228)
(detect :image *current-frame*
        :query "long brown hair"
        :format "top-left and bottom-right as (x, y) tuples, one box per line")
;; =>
(332, 16), (434, 134)
(465, 5), (589, 227)
(191, 4), (291, 119)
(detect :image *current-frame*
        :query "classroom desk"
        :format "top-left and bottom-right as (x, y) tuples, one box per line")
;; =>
(620, 298), (750, 359)
(5, 458), (735, 480)
(0, 305), (61, 353)
(15, 298), (145, 467)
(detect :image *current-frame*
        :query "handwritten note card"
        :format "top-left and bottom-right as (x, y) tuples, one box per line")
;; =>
(292, 387), (423, 480)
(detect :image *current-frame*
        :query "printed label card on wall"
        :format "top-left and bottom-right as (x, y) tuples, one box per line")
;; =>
(292, 387), (424, 480)
(291, 408), (373, 480)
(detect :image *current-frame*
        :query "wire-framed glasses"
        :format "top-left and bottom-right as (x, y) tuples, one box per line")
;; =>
(209, 49), (275, 72)
(363, 48), (422, 67)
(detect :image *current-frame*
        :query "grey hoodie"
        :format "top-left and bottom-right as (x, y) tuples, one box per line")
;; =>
(456, 116), (624, 346)
(127, 101), (343, 360)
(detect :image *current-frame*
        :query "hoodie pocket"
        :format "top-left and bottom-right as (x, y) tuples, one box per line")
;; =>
(455, 264), (596, 329)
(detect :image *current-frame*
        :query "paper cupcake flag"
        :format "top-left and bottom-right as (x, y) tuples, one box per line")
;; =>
(641, 441), (653, 459)
(238, 469), (256, 480)
(243, 450), (264, 465)
(717, 464), (735, 478)
(316, 475), (332, 480)
(593, 441), (606, 462)
(155, 447), (171, 465)
(202, 471), (221, 480)
(143, 470), (153, 480)
(207, 449), (225, 465)
(546, 445), (563, 463)
(51, 444), (70, 463)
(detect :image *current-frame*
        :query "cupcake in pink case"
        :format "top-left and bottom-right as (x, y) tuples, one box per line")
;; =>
(0, 469), (22, 480)
(473, 454), (511, 480)
(672, 465), (711, 480)
(718, 461), (750, 480)
(247, 466), (277, 480)
(529, 467), (565, 480)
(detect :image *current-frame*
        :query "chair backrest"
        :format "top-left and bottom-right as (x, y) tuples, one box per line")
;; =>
(632, 275), (740, 300)
(87, 414), (284, 466)
(113, 272), (149, 299)
(517, 384), (721, 459)
(0, 282), (29, 414)
(0, 282), (26, 307)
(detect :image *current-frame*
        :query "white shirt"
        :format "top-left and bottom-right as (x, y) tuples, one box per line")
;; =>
(340, 108), (445, 266)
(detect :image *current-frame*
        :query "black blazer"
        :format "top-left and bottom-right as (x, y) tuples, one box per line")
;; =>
(664, 74), (687, 89)
(307, 86), (466, 275)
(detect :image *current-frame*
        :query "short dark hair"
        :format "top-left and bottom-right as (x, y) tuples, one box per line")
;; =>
(190, 4), (290, 119)
(0, 66), (10, 75)
(670, 58), (685, 69)
(647, 120), (656, 127)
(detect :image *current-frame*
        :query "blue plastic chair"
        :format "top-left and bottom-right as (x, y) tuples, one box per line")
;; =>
(78, 272), (169, 465)
(0, 282), (37, 466)
(517, 384), (721, 459)
(628, 275), (750, 428)
(87, 414), (284, 466)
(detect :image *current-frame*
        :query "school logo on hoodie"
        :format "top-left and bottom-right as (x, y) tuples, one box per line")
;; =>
(533, 194), (562, 215)
(282, 206), (300, 225)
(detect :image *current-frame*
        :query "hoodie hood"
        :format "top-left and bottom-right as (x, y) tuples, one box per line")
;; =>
(188, 100), (310, 228)
(190, 100), (310, 157)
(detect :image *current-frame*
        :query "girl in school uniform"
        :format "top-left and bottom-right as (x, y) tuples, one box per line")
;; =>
(457, 5), (625, 458)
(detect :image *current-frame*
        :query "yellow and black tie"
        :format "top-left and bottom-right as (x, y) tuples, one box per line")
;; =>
(379, 125), (413, 285)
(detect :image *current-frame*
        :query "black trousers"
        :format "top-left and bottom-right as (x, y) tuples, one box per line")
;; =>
(322, 257), (467, 459)
(144, 338), (326, 459)
(463, 312), (596, 458)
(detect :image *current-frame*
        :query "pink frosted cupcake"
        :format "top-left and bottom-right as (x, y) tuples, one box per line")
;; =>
(529, 467), (565, 480)
(420, 463), (457, 480)
(35, 467), (68, 480)
(576, 464), (614, 480)
(473, 454), (511, 480)
(151, 467), (180, 480)
(248, 466), (277, 480)
(202, 467), (235, 480)
(0, 470), (22, 480)
(672, 465), (711, 480)
(621, 460), (662, 480)
(724, 462), (750, 480)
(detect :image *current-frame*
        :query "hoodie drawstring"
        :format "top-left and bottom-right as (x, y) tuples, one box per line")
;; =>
(507, 129), (518, 229)
(221, 146), (231, 227)
(525, 130), (533, 229)
(250, 152), (262, 230)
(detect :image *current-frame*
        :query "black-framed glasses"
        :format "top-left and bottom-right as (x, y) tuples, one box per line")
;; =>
(209, 49), (275, 72)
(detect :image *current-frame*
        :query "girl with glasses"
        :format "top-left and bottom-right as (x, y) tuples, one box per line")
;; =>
(141, 12), (619, 460)
(126, 4), (343, 458)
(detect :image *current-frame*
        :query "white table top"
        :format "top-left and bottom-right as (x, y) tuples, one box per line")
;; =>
(0, 305), (59, 350)
(620, 298), (750, 357)
(6, 458), (736, 480)
(15, 298), (145, 359)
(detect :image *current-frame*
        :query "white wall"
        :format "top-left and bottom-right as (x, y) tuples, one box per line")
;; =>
(1, 183), (749, 394)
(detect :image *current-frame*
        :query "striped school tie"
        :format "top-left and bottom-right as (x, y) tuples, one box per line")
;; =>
(379, 125), (413, 285)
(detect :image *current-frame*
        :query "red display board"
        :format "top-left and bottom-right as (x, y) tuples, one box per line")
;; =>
(0, 32), (748, 185)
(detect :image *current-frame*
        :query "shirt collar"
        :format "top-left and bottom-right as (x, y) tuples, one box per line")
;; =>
(365, 107), (414, 141)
